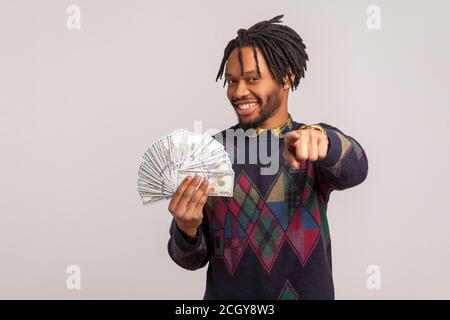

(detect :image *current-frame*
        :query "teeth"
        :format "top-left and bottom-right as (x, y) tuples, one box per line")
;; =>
(238, 102), (257, 109)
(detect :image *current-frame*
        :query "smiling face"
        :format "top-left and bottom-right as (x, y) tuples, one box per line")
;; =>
(225, 46), (290, 130)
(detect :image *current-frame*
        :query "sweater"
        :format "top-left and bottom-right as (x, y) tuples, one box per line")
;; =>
(167, 114), (368, 300)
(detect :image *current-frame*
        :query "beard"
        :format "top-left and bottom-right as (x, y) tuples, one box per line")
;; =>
(237, 89), (282, 131)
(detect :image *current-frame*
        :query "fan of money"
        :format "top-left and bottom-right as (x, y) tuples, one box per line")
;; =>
(137, 130), (235, 205)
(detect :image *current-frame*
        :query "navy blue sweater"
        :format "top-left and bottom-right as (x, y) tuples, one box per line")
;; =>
(167, 115), (368, 299)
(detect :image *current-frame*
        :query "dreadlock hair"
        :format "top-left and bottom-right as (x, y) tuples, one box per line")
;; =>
(215, 14), (309, 91)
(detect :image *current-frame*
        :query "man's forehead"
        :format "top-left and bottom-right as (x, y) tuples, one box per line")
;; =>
(225, 69), (259, 77)
(225, 47), (266, 77)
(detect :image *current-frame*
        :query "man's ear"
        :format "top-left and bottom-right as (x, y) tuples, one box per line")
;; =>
(283, 67), (296, 87)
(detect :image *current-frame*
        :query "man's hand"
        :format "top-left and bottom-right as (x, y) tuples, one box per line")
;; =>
(168, 175), (209, 239)
(283, 127), (329, 169)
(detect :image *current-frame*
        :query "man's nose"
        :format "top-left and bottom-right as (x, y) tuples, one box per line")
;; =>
(235, 80), (250, 98)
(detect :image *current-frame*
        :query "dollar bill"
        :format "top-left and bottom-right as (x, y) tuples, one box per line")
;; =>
(176, 169), (234, 197)
(138, 131), (235, 205)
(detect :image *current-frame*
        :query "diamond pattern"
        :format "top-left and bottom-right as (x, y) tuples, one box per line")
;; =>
(249, 202), (285, 272)
(223, 212), (248, 275)
(301, 164), (329, 244)
(286, 206), (320, 266)
(266, 168), (300, 230)
(205, 168), (324, 274)
(278, 280), (299, 300)
(228, 172), (262, 235)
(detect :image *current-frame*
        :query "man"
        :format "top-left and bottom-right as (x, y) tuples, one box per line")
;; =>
(167, 14), (368, 300)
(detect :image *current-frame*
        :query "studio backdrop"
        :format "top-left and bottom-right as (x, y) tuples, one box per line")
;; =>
(0, 0), (449, 299)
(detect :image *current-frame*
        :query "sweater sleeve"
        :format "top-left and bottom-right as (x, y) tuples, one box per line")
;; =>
(314, 123), (369, 199)
(167, 208), (211, 271)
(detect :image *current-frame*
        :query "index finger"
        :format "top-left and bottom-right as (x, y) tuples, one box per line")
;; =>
(284, 131), (300, 150)
(170, 176), (193, 209)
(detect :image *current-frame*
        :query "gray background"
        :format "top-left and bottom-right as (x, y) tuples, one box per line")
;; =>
(1, 0), (449, 299)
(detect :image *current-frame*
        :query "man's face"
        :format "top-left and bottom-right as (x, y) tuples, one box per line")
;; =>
(225, 46), (284, 130)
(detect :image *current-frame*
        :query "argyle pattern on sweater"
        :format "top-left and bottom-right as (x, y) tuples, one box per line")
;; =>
(168, 115), (368, 300)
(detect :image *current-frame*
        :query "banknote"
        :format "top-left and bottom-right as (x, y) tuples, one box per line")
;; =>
(176, 169), (234, 197)
(137, 131), (234, 205)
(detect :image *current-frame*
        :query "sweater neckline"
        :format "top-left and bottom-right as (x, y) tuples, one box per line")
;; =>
(234, 113), (296, 140)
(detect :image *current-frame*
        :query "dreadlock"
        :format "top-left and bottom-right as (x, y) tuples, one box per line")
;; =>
(215, 14), (309, 91)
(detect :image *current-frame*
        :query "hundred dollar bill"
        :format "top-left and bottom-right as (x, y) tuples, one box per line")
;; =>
(176, 169), (234, 197)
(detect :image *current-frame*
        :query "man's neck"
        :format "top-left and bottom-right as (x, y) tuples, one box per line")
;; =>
(258, 109), (289, 129)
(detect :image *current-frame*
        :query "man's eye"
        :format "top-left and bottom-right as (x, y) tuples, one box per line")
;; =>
(226, 78), (259, 85)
